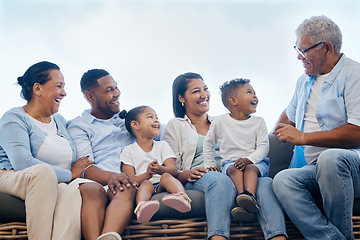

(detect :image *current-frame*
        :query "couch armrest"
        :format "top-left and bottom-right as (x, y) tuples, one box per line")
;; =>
(267, 134), (294, 178)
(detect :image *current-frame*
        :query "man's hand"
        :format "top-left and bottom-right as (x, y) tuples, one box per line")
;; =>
(275, 123), (304, 145)
(108, 172), (138, 195)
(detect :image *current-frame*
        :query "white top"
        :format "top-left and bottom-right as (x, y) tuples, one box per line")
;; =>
(120, 140), (176, 184)
(303, 74), (329, 163)
(161, 115), (214, 172)
(28, 115), (73, 170)
(203, 114), (269, 168)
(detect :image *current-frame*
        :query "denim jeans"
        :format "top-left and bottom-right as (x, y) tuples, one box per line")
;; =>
(256, 177), (288, 239)
(184, 171), (236, 239)
(273, 149), (360, 240)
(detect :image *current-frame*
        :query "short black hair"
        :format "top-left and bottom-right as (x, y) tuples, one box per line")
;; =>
(220, 78), (250, 109)
(80, 69), (109, 93)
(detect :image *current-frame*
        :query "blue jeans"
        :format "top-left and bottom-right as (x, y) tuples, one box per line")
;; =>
(184, 171), (236, 239)
(273, 149), (360, 240)
(256, 177), (288, 239)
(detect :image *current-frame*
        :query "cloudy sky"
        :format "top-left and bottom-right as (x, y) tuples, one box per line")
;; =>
(0, 0), (359, 130)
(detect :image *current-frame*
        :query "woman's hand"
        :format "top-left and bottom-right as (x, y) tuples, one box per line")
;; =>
(234, 158), (251, 171)
(187, 167), (208, 182)
(207, 166), (220, 172)
(70, 156), (94, 180)
(108, 172), (138, 195)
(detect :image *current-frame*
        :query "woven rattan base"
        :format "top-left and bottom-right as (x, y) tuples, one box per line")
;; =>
(122, 218), (304, 240)
(2, 216), (360, 239)
(0, 222), (27, 239)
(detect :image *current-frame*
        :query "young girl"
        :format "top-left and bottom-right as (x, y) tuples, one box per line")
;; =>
(121, 106), (192, 223)
(203, 78), (270, 222)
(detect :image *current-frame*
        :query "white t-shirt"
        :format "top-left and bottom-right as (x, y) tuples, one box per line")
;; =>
(120, 140), (176, 184)
(203, 114), (269, 168)
(28, 115), (73, 170)
(303, 74), (330, 163)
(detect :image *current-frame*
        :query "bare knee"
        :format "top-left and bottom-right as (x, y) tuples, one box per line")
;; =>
(227, 164), (241, 177)
(112, 184), (136, 202)
(160, 172), (173, 182)
(79, 182), (107, 203)
(244, 164), (259, 175)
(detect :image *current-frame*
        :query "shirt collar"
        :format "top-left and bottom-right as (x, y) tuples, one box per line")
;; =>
(183, 114), (214, 124)
(81, 109), (119, 124)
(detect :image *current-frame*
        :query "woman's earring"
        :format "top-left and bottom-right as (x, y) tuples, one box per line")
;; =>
(181, 102), (184, 107)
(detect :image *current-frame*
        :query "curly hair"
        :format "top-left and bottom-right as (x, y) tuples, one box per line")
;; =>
(220, 78), (250, 109)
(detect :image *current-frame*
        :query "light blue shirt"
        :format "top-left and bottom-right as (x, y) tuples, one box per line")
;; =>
(67, 110), (136, 174)
(286, 54), (360, 163)
(0, 107), (76, 183)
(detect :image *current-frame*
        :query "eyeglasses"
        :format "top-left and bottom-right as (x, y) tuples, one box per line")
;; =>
(294, 42), (325, 58)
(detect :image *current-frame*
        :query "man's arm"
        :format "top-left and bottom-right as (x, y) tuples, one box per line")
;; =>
(271, 109), (295, 134)
(275, 123), (360, 148)
(303, 123), (360, 148)
(83, 165), (114, 185)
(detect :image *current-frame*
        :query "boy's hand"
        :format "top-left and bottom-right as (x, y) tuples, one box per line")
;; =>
(234, 158), (252, 171)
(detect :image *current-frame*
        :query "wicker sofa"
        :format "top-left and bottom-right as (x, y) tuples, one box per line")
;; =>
(1, 134), (360, 239)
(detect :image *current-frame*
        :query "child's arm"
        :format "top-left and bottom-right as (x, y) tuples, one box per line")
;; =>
(121, 162), (152, 185)
(147, 158), (178, 177)
(203, 120), (219, 169)
(247, 118), (270, 163)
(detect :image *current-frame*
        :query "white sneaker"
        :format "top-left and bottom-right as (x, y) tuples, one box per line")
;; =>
(96, 232), (122, 240)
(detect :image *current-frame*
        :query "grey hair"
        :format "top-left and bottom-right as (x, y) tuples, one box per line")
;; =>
(295, 16), (342, 54)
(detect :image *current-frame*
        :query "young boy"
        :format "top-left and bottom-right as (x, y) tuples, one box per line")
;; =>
(203, 78), (269, 221)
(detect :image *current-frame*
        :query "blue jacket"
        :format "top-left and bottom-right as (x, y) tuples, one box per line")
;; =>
(0, 107), (77, 183)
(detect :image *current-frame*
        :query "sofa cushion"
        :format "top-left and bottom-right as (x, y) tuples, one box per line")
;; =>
(267, 133), (294, 178)
(0, 192), (26, 223)
(150, 190), (205, 220)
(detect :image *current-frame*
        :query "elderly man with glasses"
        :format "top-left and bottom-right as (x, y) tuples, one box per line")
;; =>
(266, 15), (360, 240)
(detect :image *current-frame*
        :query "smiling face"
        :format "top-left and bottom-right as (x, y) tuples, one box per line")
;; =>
(88, 75), (121, 119)
(132, 107), (161, 139)
(178, 78), (210, 117)
(295, 35), (329, 75)
(39, 69), (66, 115)
(229, 83), (258, 120)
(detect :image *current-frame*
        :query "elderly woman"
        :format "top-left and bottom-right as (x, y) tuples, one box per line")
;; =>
(162, 72), (237, 240)
(0, 61), (93, 240)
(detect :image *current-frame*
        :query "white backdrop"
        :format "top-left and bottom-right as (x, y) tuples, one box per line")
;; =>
(0, 0), (359, 130)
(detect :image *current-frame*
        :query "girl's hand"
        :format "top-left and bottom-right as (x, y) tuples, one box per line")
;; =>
(70, 156), (94, 180)
(234, 158), (251, 171)
(147, 160), (162, 174)
(188, 167), (208, 182)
